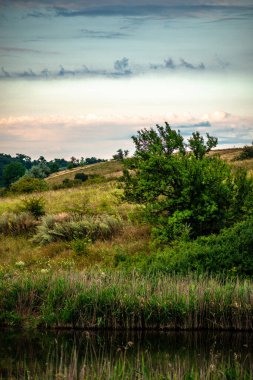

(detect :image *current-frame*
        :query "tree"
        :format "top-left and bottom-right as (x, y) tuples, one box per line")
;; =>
(113, 149), (129, 161)
(3, 162), (26, 187)
(122, 123), (252, 242)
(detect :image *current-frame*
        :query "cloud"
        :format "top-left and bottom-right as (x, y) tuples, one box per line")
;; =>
(179, 121), (211, 129)
(180, 58), (205, 70)
(80, 28), (128, 39)
(14, 2), (252, 20)
(1, 67), (10, 77)
(114, 57), (131, 75)
(0, 46), (59, 55)
(150, 57), (206, 72)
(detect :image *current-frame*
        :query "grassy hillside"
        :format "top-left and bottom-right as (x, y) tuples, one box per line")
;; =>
(0, 149), (253, 274)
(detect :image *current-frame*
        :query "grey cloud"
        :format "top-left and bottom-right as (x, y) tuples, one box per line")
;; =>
(0, 55), (228, 80)
(1, 67), (10, 77)
(20, 69), (37, 78)
(80, 28), (128, 39)
(21, 3), (253, 20)
(180, 58), (205, 70)
(150, 57), (206, 71)
(164, 58), (176, 69)
(114, 57), (131, 74)
(0, 46), (60, 55)
(179, 121), (211, 129)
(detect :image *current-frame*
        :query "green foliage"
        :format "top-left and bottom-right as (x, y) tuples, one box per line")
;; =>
(33, 214), (122, 245)
(113, 149), (129, 161)
(27, 163), (51, 179)
(188, 131), (218, 159)
(10, 176), (49, 193)
(71, 237), (91, 255)
(0, 212), (36, 235)
(21, 196), (46, 218)
(234, 143), (253, 160)
(117, 218), (253, 276)
(74, 172), (88, 182)
(3, 162), (26, 187)
(122, 123), (253, 241)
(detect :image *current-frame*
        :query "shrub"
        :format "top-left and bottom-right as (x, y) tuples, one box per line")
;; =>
(122, 123), (253, 242)
(117, 218), (253, 276)
(234, 144), (253, 160)
(74, 172), (88, 182)
(71, 237), (91, 255)
(10, 176), (49, 193)
(33, 214), (122, 245)
(21, 196), (46, 219)
(0, 212), (37, 235)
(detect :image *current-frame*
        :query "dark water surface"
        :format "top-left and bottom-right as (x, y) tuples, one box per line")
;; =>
(0, 329), (252, 379)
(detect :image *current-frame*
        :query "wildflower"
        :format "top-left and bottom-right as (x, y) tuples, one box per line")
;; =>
(41, 268), (49, 274)
(15, 261), (25, 268)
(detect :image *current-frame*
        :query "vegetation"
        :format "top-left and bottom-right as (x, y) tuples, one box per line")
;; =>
(0, 126), (253, 338)
(2, 161), (26, 187)
(122, 123), (253, 242)
(234, 143), (253, 161)
(0, 271), (252, 331)
(10, 176), (49, 193)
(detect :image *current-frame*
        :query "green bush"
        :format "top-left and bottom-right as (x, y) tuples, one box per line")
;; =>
(51, 178), (82, 190)
(121, 218), (253, 276)
(74, 172), (88, 182)
(71, 237), (91, 255)
(234, 144), (253, 160)
(0, 212), (36, 235)
(33, 213), (122, 245)
(10, 176), (49, 193)
(21, 196), (46, 219)
(122, 124), (253, 242)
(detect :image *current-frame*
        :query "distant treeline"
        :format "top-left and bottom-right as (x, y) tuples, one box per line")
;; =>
(0, 153), (107, 187)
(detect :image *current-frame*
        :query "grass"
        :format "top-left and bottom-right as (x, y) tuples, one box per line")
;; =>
(0, 271), (252, 331)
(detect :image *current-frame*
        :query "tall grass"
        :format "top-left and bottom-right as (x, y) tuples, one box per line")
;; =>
(0, 271), (252, 331)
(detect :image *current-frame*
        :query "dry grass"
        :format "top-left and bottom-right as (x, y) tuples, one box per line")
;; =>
(47, 160), (123, 184)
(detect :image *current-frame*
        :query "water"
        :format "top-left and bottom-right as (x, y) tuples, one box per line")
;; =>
(0, 329), (252, 379)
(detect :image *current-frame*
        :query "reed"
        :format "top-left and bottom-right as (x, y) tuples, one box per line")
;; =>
(0, 271), (252, 331)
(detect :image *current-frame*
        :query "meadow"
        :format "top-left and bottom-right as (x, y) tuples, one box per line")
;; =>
(0, 148), (253, 331)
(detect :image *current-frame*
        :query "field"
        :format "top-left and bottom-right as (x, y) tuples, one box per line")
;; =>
(0, 148), (253, 331)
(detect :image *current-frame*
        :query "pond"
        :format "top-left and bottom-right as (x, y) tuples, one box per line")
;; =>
(0, 329), (252, 379)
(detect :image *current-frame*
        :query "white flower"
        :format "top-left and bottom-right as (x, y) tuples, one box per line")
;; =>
(41, 268), (49, 274)
(15, 261), (25, 268)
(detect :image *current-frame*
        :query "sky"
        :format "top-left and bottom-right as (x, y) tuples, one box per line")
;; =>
(0, 0), (253, 159)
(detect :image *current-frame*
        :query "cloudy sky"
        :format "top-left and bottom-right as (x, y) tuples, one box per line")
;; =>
(0, 0), (253, 159)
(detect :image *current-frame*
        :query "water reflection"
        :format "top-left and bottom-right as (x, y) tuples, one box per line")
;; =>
(0, 330), (252, 379)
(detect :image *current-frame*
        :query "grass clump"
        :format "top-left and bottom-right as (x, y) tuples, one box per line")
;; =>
(0, 212), (37, 236)
(33, 213), (122, 245)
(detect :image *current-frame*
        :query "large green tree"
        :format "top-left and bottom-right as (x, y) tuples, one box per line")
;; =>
(122, 123), (253, 242)
(3, 162), (26, 187)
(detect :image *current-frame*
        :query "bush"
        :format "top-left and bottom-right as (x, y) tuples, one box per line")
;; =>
(10, 176), (49, 193)
(116, 218), (253, 276)
(0, 212), (37, 235)
(74, 172), (88, 182)
(51, 178), (82, 190)
(235, 144), (253, 160)
(21, 197), (46, 219)
(122, 123), (253, 242)
(33, 214), (122, 245)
